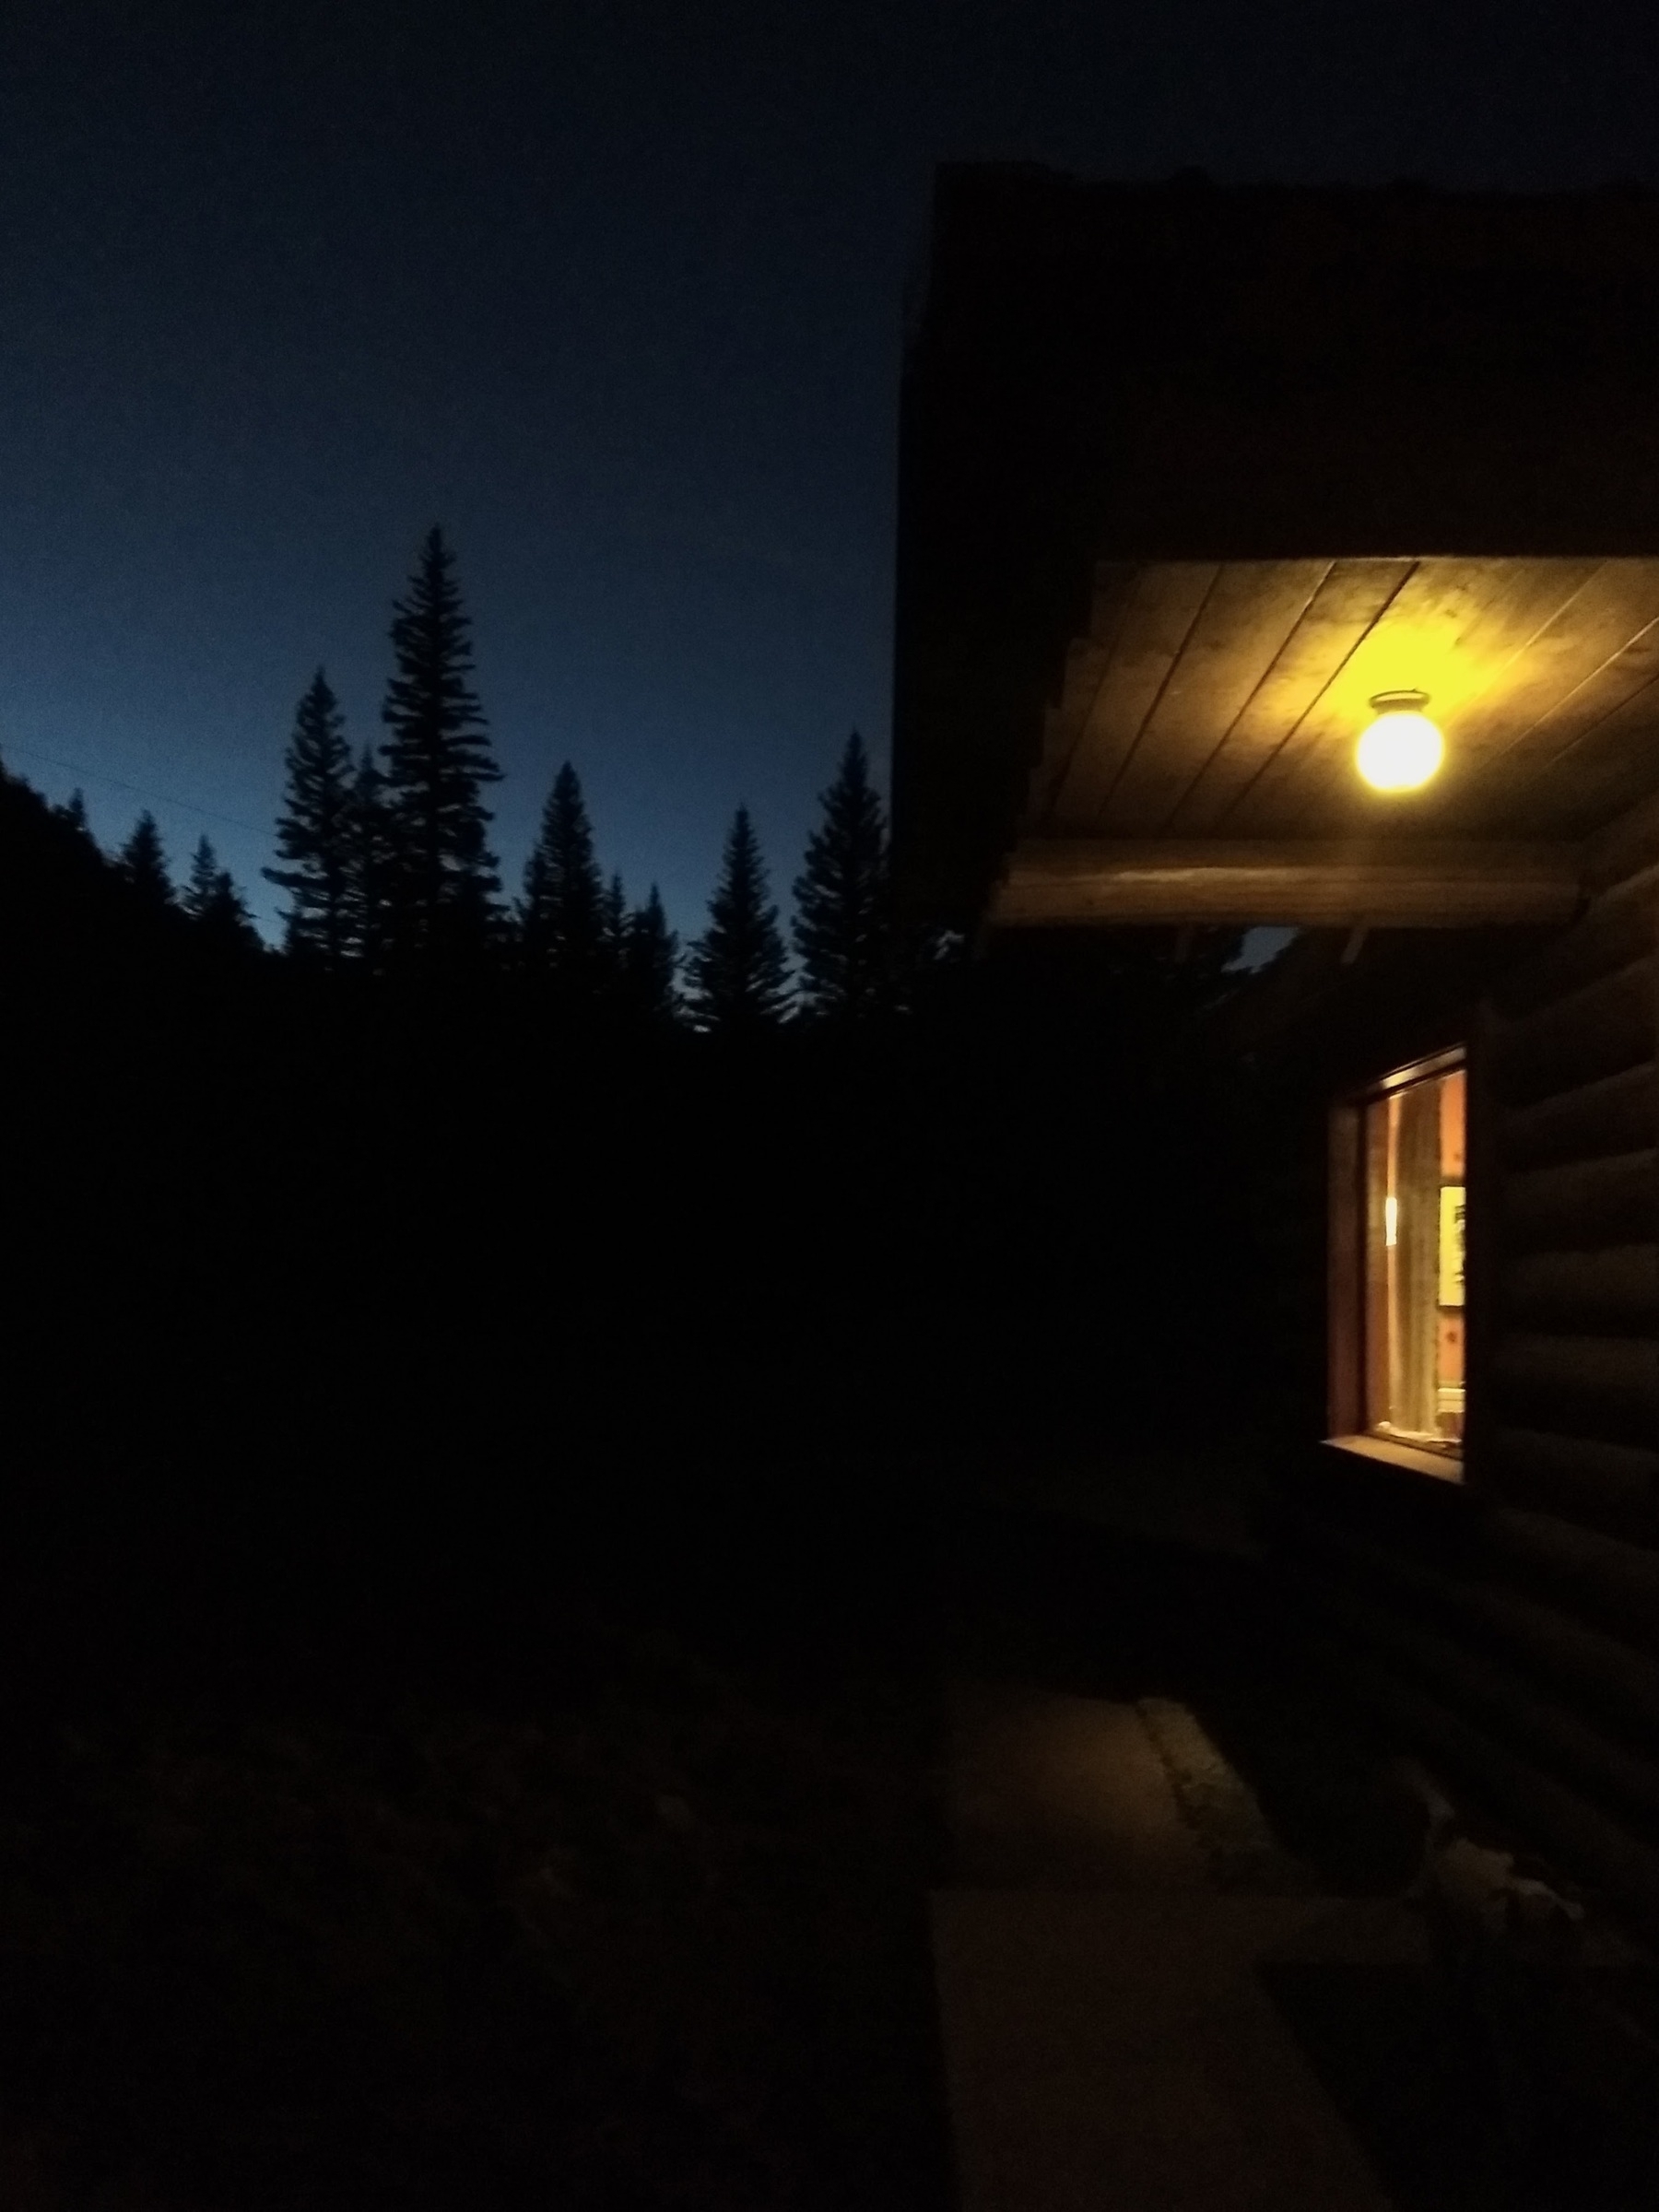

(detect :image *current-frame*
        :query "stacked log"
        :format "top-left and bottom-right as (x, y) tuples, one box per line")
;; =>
(1288, 857), (1659, 1932)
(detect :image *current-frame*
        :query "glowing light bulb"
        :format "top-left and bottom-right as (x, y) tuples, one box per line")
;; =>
(1357, 690), (1443, 793)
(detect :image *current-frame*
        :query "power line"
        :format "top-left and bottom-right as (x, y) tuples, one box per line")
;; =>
(0, 741), (269, 841)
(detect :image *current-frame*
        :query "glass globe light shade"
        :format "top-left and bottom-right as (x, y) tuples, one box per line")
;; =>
(1357, 694), (1443, 793)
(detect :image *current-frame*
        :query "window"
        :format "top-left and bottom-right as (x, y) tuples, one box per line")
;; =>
(1330, 1052), (1465, 1473)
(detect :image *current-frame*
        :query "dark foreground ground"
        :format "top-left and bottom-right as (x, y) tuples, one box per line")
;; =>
(7, 961), (1657, 2208)
(5, 1475), (1659, 2212)
(942, 1506), (1659, 2212)
(0, 1504), (1171, 2212)
(0, 1524), (949, 2212)
(0, 953), (1258, 2209)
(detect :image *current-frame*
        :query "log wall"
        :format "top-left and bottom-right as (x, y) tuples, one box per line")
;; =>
(1488, 863), (1659, 1535)
(1282, 859), (1659, 1936)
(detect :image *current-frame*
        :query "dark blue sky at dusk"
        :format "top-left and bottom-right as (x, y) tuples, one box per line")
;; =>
(4, 0), (1657, 941)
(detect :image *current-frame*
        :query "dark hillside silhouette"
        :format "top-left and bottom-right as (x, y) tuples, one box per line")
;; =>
(0, 764), (184, 985)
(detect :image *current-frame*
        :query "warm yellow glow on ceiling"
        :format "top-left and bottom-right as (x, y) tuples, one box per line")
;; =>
(1357, 691), (1444, 793)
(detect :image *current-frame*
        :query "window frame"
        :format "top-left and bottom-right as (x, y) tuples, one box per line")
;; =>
(1327, 1044), (1467, 1483)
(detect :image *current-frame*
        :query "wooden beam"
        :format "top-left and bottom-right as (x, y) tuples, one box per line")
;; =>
(991, 837), (1584, 927)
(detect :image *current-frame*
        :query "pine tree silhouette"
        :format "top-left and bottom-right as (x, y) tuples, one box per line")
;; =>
(118, 812), (173, 910)
(379, 527), (502, 968)
(202, 873), (262, 955)
(182, 836), (262, 954)
(183, 834), (222, 919)
(793, 732), (892, 1022)
(687, 806), (790, 1035)
(343, 747), (398, 971)
(624, 886), (679, 1023)
(265, 669), (355, 964)
(602, 873), (628, 972)
(55, 790), (91, 840)
(519, 762), (606, 995)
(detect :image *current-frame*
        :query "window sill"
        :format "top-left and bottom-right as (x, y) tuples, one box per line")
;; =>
(1324, 1433), (1465, 1484)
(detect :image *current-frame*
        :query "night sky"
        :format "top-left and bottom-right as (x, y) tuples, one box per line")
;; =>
(5, 2), (1658, 941)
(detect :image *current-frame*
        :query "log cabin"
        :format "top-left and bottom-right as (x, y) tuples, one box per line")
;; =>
(892, 164), (1659, 1930)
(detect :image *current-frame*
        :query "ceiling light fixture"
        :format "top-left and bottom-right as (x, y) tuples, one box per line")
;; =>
(1357, 690), (1444, 793)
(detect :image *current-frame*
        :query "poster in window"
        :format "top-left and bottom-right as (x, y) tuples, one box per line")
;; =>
(1440, 1183), (1465, 1309)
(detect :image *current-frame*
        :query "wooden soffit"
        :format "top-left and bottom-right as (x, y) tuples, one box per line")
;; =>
(1000, 554), (1659, 928)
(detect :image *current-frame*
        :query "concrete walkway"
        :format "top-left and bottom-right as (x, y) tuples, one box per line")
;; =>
(946, 1679), (1211, 1892)
(929, 1497), (1416, 2212)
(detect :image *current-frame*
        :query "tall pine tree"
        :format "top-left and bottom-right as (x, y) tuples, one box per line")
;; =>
(183, 834), (222, 919)
(519, 762), (607, 995)
(184, 836), (262, 955)
(343, 747), (398, 971)
(265, 669), (355, 964)
(379, 528), (502, 968)
(118, 812), (173, 911)
(686, 806), (790, 1035)
(792, 732), (892, 1022)
(624, 886), (679, 1024)
(203, 873), (262, 956)
(602, 873), (628, 973)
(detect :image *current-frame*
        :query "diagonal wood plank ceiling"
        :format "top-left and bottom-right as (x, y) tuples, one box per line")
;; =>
(1025, 557), (1659, 846)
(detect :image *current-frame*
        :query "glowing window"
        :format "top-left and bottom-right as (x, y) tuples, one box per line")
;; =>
(1361, 1062), (1465, 1453)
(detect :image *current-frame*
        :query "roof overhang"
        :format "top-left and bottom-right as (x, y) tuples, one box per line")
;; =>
(892, 172), (1659, 934)
(989, 551), (1659, 928)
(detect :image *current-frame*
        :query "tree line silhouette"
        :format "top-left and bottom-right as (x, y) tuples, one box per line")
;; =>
(44, 526), (912, 1033)
(1, 516), (1277, 1628)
